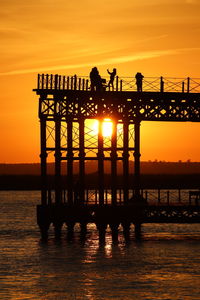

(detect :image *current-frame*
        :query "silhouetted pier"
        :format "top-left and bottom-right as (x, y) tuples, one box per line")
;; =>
(34, 73), (200, 240)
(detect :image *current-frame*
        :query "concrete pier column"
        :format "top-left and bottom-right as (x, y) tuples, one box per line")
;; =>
(122, 222), (131, 241)
(80, 222), (87, 240)
(134, 223), (142, 240)
(53, 222), (63, 239)
(37, 205), (50, 240)
(80, 222), (87, 234)
(110, 223), (119, 242)
(96, 223), (107, 244)
(38, 222), (50, 241)
(66, 222), (75, 240)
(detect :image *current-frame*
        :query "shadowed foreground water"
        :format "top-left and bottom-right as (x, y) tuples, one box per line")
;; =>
(0, 191), (200, 300)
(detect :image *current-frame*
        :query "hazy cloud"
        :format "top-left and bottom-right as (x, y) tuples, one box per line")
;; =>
(0, 48), (189, 76)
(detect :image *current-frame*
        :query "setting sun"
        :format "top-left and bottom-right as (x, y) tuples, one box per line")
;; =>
(102, 119), (113, 137)
(91, 119), (113, 137)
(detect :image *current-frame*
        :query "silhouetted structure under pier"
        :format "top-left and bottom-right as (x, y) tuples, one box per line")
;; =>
(34, 74), (200, 240)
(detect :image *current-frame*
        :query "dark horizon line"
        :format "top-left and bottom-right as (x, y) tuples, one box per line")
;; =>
(1, 160), (200, 165)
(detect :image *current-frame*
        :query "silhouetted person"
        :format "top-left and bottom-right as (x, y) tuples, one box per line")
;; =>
(107, 68), (117, 90)
(90, 67), (103, 91)
(135, 72), (144, 92)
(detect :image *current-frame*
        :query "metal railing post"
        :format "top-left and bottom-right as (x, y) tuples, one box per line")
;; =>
(187, 77), (190, 93)
(160, 76), (164, 92)
(55, 74), (58, 90)
(116, 76), (119, 92)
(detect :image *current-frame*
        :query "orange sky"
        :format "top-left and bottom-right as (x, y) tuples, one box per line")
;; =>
(0, 0), (200, 163)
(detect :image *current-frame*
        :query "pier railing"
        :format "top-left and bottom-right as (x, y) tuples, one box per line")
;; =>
(46, 189), (200, 206)
(37, 74), (200, 93)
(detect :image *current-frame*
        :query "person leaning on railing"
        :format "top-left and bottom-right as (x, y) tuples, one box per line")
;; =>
(90, 67), (103, 91)
(135, 72), (144, 92)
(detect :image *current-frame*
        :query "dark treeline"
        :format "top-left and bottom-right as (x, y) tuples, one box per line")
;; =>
(1, 161), (200, 175)
(1, 174), (200, 190)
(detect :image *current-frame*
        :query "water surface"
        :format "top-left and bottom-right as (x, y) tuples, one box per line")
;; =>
(0, 191), (200, 300)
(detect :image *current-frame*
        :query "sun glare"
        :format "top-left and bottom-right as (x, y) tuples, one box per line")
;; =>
(102, 119), (113, 137)
(91, 119), (113, 137)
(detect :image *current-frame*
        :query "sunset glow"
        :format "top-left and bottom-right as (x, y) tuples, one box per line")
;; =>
(0, 0), (200, 163)
(92, 119), (113, 137)
(102, 119), (113, 137)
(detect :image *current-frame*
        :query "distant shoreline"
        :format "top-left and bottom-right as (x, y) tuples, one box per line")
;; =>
(0, 174), (200, 190)
(1, 161), (200, 176)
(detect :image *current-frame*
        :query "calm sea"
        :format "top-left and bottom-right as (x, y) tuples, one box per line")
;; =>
(0, 191), (200, 300)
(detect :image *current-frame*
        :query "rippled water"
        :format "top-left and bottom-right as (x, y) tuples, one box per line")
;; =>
(0, 191), (200, 300)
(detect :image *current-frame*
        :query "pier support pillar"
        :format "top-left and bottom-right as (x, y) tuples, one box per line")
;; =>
(111, 120), (117, 205)
(66, 222), (75, 240)
(123, 121), (129, 204)
(134, 223), (142, 240)
(110, 223), (119, 242)
(79, 118), (85, 205)
(67, 120), (73, 204)
(80, 222), (87, 241)
(40, 118), (47, 205)
(98, 119), (104, 206)
(80, 222), (87, 234)
(39, 223), (50, 241)
(53, 222), (63, 239)
(122, 222), (131, 241)
(55, 117), (62, 204)
(134, 121), (141, 201)
(37, 205), (50, 240)
(96, 223), (107, 244)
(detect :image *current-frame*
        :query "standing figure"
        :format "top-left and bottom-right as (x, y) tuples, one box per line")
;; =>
(107, 68), (117, 90)
(135, 72), (144, 92)
(90, 67), (103, 91)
